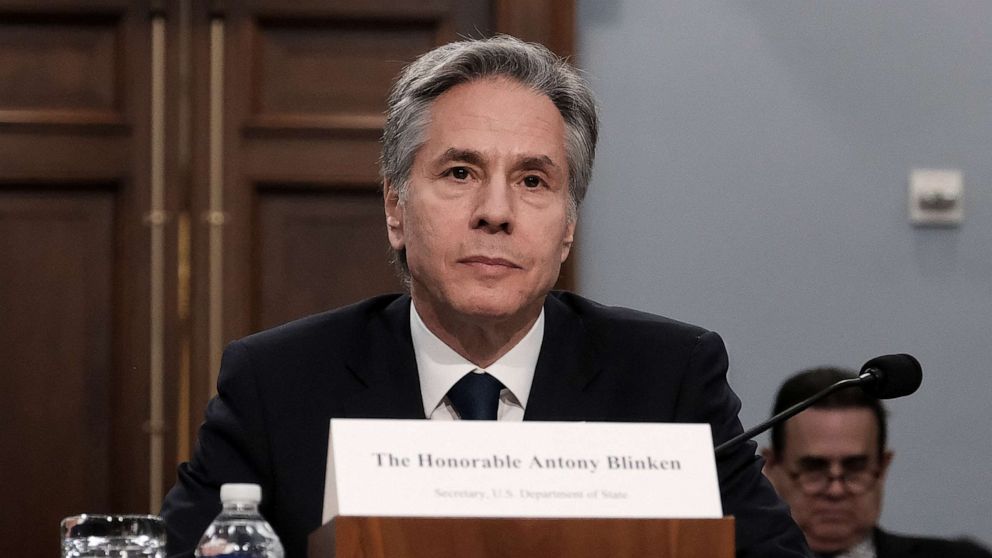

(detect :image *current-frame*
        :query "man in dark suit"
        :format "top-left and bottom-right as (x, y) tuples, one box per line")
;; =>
(762, 367), (991, 558)
(161, 35), (809, 557)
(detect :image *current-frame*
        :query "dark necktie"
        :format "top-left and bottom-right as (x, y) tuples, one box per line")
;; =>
(447, 371), (504, 420)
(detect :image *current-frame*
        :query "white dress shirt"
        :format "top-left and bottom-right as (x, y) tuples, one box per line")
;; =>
(410, 302), (544, 421)
(832, 536), (875, 558)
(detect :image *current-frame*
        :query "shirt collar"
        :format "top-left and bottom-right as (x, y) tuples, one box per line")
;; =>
(410, 302), (544, 418)
(842, 535), (875, 558)
(823, 534), (875, 558)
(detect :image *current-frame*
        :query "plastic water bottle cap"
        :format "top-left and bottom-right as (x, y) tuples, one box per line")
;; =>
(220, 483), (262, 504)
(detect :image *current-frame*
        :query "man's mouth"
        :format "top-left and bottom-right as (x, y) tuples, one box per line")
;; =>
(813, 508), (853, 523)
(459, 256), (521, 269)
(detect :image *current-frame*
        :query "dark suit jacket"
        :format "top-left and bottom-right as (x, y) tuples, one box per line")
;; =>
(161, 292), (809, 557)
(876, 527), (992, 558)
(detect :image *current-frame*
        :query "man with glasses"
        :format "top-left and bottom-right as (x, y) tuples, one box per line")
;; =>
(762, 367), (991, 558)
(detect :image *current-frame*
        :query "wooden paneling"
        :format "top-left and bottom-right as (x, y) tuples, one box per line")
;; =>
(255, 187), (402, 330)
(0, 187), (115, 556)
(495, 0), (575, 58)
(0, 134), (129, 177)
(315, 516), (736, 558)
(0, 0), (176, 553)
(253, 19), (437, 119)
(0, 12), (124, 126)
(242, 136), (382, 180)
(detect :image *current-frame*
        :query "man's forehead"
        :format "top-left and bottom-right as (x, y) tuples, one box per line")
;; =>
(430, 80), (563, 129)
(782, 407), (880, 458)
(416, 79), (568, 169)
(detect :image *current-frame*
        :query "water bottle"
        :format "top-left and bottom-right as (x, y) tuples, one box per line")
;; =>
(194, 483), (285, 558)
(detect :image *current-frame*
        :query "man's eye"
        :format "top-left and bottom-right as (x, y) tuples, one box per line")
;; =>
(448, 167), (470, 180)
(523, 175), (544, 188)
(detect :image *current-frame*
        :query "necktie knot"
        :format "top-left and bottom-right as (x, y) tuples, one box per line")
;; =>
(447, 371), (504, 420)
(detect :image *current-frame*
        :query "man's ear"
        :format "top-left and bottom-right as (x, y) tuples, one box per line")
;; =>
(878, 449), (894, 480)
(760, 447), (785, 490)
(560, 220), (576, 262)
(384, 180), (405, 250)
(760, 447), (777, 467)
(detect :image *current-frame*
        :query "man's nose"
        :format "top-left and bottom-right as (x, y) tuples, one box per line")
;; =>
(471, 178), (514, 233)
(823, 475), (848, 497)
(821, 465), (850, 498)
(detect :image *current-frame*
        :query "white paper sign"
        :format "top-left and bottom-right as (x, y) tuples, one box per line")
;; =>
(321, 419), (721, 522)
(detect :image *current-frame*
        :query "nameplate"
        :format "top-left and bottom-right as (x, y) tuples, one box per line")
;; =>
(321, 419), (721, 522)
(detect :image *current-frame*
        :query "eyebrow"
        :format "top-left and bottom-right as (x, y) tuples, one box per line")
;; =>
(518, 155), (560, 174)
(797, 455), (871, 470)
(436, 148), (486, 168)
(434, 148), (561, 173)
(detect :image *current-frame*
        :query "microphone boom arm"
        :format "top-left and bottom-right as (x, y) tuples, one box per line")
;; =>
(714, 376), (866, 459)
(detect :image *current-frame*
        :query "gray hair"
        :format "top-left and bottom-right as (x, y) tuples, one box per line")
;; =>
(380, 35), (599, 280)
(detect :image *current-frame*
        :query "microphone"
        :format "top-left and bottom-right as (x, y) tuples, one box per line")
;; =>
(714, 353), (922, 458)
(858, 353), (922, 399)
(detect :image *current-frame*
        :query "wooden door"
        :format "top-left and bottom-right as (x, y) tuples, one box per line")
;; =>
(0, 0), (182, 553)
(0, 0), (574, 553)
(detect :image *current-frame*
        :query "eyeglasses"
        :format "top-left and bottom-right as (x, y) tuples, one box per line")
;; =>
(787, 467), (881, 495)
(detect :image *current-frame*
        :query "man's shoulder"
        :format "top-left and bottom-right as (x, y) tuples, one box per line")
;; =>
(877, 527), (992, 558)
(547, 291), (710, 339)
(237, 293), (408, 355)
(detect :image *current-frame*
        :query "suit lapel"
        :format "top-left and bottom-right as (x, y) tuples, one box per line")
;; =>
(342, 295), (426, 419)
(337, 293), (603, 421)
(874, 528), (913, 558)
(524, 294), (606, 421)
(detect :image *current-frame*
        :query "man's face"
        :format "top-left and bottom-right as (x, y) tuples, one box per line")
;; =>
(385, 78), (574, 331)
(763, 408), (892, 554)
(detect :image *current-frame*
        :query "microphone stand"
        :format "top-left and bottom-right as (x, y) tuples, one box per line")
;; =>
(714, 373), (872, 459)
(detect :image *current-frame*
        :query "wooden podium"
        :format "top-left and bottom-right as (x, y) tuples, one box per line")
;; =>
(308, 516), (734, 558)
